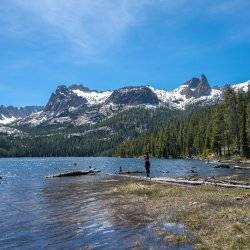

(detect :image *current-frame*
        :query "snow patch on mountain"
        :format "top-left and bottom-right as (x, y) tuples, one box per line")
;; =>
(0, 126), (22, 135)
(232, 80), (249, 92)
(0, 115), (17, 125)
(75, 115), (94, 126)
(48, 116), (71, 125)
(149, 85), (187, 103)
(19, 111), (48, 126)
(72, 89), (112, 105)
(149, 85), (222, 110)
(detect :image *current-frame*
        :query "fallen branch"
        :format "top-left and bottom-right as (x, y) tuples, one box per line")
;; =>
(109, 174), (250, 189)
(47, 170), (101, 178)
(118, 171), (144, 174)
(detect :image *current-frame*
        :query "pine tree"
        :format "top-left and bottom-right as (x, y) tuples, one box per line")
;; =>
(238, 93), (249, 158)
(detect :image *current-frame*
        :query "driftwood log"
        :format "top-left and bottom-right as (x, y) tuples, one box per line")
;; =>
(214, 164), (231, 169)
(118, 170), (144, 174)
(111, 174), (250, 189)
(47, 170), (101, 178)
(153, 177), (250, 189)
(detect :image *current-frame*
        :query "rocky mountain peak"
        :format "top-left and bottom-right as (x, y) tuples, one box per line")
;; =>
(44, 85), (87, 113)
(106, 86), (159, 105)
(201, 74), (208, 85)
(186, 77), (200, 89)
(55, 85), (69, 95)
(180, 74), (211, 98)
(69, 84), (91, 92)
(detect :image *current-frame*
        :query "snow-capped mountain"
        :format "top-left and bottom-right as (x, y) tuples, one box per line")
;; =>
(232, 81), (250, 92)
(0, 106), (43, 125)
(149, 75), (222, 109)
(1, 75), (249, 129)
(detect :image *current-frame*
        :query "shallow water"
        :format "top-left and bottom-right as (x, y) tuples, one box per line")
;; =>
(0, 157), (249, 249)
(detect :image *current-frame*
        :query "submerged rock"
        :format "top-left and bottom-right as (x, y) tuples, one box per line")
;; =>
(162, 170), (170, 174)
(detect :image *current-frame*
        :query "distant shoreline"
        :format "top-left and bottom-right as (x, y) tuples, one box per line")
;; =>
(0, 154), (249, 166)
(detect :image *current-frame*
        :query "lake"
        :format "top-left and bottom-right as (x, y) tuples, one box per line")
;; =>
(0, 157), (249, 249)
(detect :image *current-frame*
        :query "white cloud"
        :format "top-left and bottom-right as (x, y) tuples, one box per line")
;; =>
(12, 0), (154, 56)
(2, 0), (250, 58)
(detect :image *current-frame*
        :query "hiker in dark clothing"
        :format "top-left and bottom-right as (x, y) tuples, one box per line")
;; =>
(119, 166), (122, 174)
(144, 152), (150, 177)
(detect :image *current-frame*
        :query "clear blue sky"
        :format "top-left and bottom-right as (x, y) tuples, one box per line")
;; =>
(0, 0), (250, 106)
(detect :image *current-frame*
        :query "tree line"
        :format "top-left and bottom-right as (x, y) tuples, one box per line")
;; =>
(114, 86), (250, 159)
(0, 107), (177, 157)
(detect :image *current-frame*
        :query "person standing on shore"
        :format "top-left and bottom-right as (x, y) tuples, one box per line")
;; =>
(144, 152), (150, 178)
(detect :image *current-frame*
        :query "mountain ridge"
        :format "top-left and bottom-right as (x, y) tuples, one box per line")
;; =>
(0, 105), (43, 125)
(0, 75), (249, 129)
(0, 75), (249, 157)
